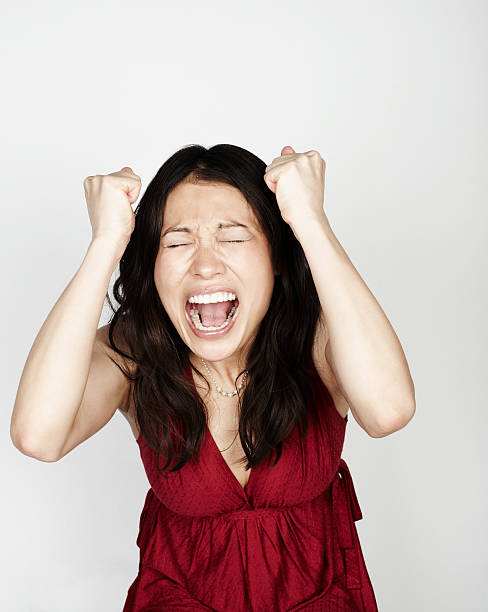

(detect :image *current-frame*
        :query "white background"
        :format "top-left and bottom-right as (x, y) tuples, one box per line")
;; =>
(2, 1), (487, 610)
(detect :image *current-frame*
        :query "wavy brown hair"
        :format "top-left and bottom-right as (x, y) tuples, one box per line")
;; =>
(105, 143), (324, 475)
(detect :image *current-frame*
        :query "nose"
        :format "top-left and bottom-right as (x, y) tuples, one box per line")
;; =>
(190, 243), (227, 278)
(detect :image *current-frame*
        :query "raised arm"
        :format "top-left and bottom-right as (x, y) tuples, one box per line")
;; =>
(10, 167), (141, 461)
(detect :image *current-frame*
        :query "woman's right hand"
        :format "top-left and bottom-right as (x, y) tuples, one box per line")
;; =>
(83, 166), (141, 253)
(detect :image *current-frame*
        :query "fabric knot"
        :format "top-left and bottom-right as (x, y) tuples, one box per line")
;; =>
(331, 458), (363, 590)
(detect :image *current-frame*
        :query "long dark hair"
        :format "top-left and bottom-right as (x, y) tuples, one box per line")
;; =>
(106, 144), (323, 475)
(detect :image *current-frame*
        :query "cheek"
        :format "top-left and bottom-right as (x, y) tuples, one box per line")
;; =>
(153, 256), (164, 293)
(240, 250), (275, 305)
(153, 256), (176, 310)
(238, 244), (272, 268)
(154, 253), (179, 285)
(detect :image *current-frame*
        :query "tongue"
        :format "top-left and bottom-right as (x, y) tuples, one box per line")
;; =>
(197, 301), (233, 327)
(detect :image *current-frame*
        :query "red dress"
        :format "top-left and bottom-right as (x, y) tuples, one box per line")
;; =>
(123, 363), (378, 611)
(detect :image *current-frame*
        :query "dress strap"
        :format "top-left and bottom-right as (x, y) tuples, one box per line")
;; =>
(331, 458), (363, 590)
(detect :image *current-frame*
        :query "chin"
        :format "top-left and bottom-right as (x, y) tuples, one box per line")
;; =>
(189, 343), (240, 363)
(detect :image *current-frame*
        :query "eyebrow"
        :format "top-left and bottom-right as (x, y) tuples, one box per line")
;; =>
(161, 220), (249, 238)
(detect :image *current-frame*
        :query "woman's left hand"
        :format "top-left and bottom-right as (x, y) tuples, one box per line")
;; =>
(264, 145), (327, 230)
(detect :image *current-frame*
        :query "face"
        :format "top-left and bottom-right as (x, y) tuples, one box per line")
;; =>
(154, 180), (276, 369)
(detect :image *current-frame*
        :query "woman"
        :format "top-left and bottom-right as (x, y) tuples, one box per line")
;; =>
(11, 143), (415, 611)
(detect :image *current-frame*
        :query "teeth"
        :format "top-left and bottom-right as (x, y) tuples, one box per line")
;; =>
(189, 305), (237, 331)
(189, 291), (236, 304)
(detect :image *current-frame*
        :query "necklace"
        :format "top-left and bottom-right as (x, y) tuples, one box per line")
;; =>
(200, 358), (248, 397)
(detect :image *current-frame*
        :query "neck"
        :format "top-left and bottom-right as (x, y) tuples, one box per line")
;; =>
(189, 353), (248, 389)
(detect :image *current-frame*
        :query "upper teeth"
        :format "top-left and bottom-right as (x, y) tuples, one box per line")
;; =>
(188, 291), (236, 304)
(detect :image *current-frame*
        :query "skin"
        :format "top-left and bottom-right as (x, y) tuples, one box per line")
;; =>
(154, 179), (277, 394)
(126, 171), (350, 486)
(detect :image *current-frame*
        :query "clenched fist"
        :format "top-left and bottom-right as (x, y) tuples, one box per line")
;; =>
(83, 166), (141, 254)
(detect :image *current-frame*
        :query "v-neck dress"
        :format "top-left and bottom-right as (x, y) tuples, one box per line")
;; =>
(123, 362), (378, 611)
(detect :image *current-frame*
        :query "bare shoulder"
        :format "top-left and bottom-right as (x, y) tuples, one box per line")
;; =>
(55, 322), (140, 459)
(94, 322), (134, 376)
(95, 323), (140, 439)
(312, 311), (350, 419)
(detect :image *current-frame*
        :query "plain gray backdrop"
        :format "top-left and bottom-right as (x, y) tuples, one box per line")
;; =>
(2, 1), (487, 610)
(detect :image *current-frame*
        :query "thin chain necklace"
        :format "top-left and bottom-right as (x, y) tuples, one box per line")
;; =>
(200, 358), (248, 397)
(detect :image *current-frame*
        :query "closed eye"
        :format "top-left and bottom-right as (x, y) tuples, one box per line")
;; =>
(165, 240), (248, 248)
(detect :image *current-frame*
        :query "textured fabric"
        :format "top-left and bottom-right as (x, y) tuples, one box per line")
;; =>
(123, 363), (378, 611)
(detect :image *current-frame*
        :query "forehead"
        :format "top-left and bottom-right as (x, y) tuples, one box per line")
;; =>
(163, 181), (258, 229)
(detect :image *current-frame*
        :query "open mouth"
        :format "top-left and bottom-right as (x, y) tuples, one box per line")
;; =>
(185, 296), (240, 334)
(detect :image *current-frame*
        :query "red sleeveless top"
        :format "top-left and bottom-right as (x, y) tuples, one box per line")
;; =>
(123, 363), (378, 611)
